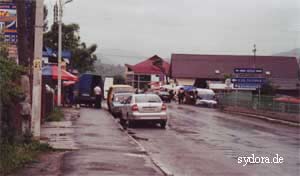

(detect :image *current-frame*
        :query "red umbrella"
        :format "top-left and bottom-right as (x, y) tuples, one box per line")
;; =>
(42, 65), (78, 81)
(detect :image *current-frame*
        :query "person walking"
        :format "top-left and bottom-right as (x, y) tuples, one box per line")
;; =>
(178, 88), (185, 104)
(94, 85), (102, 109)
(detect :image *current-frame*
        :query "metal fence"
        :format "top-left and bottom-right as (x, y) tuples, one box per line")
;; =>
(218, 92), (300, 114)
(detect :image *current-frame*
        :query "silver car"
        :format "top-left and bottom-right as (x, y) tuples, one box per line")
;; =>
(120, 94), (168, 129)
(111, 93), (133, 117)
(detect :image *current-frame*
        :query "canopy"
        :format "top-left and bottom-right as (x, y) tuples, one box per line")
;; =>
(273, 97), (300, 104)
(42, 65), (78, 81)
(63, 81), (76, 87)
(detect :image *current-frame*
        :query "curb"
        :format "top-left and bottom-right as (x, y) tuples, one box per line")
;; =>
(223, 110), (300, 127)
(112, 116), (174, 176)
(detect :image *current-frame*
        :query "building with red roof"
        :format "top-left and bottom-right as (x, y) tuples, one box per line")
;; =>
(170, 54), (300, 96)
(125, 55), (170, 90)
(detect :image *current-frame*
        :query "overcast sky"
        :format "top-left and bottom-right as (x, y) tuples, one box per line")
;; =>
(45, 0), (300, 64)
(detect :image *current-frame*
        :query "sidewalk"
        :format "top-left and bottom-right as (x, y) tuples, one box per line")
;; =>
(60, 108), (163, 176)
(12, 107), (163, 176)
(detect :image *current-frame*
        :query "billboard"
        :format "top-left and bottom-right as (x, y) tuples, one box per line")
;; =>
(0, 2), (17, 43)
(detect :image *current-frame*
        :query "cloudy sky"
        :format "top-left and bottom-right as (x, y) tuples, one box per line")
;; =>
(45, 0), (300, 64)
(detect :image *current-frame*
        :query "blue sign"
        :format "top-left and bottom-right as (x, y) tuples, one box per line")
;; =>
(234, 68), (263, 74)
(233, 83), (262, 89)
(231, 78), (265, 84)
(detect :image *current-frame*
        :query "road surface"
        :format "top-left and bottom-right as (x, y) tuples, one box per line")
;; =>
(128, 103), (300, 176)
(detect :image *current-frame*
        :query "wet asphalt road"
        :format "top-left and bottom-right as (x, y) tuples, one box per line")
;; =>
(128, 103), (300, 176)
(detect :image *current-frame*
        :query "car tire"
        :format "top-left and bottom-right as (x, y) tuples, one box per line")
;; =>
(160, 121), (167, 129)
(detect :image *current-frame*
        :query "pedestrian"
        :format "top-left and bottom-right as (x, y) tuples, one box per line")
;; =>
(178, 88), (185, 104)
(94, 84), (102, 109)
(169, 89), (174, 102)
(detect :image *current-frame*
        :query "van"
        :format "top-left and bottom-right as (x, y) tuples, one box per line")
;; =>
(74, 73), (103, 107)
(107, 85), (134, 112)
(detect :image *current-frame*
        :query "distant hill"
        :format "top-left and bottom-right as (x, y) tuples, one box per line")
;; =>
(94, 60), (125, 77)
(96, 49), (147, 65)
(273, 48), (300, 66)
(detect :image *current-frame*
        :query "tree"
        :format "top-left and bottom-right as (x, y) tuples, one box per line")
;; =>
(113, 75), (126, 84)
(260, 80), (276, 96)
(0, 33), (26, 143)
(44, 5), (48, 32)
(43, 23), (97, 73)
(72, 43), (98, 73)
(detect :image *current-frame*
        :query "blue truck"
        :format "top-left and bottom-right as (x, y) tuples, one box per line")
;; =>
(74, 73), (103, 107)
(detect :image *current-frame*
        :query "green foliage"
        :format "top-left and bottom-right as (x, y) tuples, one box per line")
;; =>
(0, 141), (52, 174)
(0, 56), (27, 106)
(46, 107), (64, 122)
(260, 80), (276, 95)
(72, 43), (98, 73)
(43, 23), (97, 73)
(44, 23), (80, 50)
(223, 74), (233, 79)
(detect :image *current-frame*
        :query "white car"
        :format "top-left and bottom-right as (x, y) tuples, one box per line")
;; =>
(196, 88), (218, 108)
(120, 94), (168, 129)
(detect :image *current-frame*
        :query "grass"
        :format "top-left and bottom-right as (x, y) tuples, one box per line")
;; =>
(46, 107), (64, 122)
(0, 141), (52, 175)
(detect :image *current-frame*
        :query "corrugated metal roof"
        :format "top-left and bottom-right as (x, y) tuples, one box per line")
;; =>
(126, 55), (170, 75)
(170, 54), (300, 90)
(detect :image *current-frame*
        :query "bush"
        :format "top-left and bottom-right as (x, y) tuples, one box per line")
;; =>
(0, 141), (52, 174)
(46, 107), (64, 122)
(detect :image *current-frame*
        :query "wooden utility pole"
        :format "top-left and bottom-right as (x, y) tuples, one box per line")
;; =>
(31, 0), (44, 138)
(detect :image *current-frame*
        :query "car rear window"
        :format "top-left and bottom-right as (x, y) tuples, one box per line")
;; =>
(114, 87), (134, 93)
(113, 94), (131, 102)
(135, 95), (162, 103)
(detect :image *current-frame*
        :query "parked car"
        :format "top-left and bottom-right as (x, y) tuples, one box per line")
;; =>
(120, 94), (168, 129)
(107, 85), (135, 112)
(157, 91), (171, 103)
(111, 93), (133, 118)
(74, 73), (102, 107)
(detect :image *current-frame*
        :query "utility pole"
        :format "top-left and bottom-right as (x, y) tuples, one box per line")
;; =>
(57, 0), (63, 106)
(31, 0), (44, 138)
(252, 44), (257, 68)
(57, 0), (73, 106)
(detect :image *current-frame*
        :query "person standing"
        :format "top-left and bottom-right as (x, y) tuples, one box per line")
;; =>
(94, 85), (102, 109)
(178, 88), (185, 104)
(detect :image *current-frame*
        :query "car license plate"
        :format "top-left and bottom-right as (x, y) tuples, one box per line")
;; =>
(142, 107), (157, 112)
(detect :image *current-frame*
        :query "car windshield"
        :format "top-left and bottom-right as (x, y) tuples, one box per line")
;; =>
(135, 95), (161, 103)
(113, 94), (131, 102)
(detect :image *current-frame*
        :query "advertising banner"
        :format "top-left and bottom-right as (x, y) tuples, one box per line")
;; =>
(0, 2), (17, 43)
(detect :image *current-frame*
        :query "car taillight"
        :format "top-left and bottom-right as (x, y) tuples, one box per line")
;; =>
(161, 103), (167, 111)
(132, 104), (138, 111)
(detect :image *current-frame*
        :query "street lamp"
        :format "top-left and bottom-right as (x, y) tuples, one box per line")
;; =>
(252, 44), (257, 68)
(57, 0), (73, 106)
